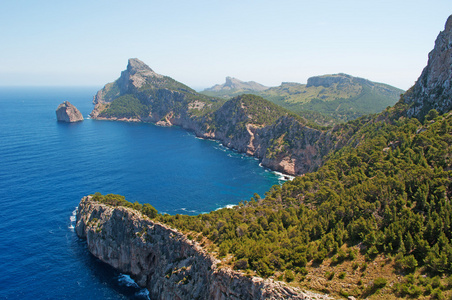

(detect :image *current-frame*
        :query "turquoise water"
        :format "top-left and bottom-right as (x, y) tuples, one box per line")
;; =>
(0, 87), (282, 299)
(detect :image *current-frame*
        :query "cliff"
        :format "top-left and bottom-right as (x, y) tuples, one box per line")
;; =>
(75, 196), (331, 300)
(90, 59), (349, 175)
(402, 15), (452, 120)
(56, 101), (84, 122)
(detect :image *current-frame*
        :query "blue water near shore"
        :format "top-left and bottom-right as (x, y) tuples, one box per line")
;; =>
(0, 87), (283, 299)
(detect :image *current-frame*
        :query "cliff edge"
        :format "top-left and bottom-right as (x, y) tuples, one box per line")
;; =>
(75, 196), (331, 300)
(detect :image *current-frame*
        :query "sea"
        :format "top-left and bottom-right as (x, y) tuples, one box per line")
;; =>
(0, 87), (284, 299)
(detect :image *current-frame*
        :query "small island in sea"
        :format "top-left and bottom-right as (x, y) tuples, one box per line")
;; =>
(56, 101), (84, 123)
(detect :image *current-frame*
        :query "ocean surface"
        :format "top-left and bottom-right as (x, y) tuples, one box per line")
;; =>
(0, 87), (284, 299)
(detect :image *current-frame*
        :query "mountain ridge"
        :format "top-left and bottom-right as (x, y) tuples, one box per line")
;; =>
(202, 73), (404, 126)
(202, 76), (269, 97)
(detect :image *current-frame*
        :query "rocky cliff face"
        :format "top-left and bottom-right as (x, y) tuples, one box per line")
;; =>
(90, 59), (340, 175)
(55, 101), (84, 122)
(76, 196), (331, 300)
(403, 15), (452, 120)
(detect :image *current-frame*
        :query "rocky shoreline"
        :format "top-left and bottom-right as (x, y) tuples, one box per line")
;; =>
(88, 59), (348, 176)
(76, 196), (332, 300)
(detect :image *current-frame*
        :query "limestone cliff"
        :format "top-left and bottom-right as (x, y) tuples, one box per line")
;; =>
(403, 15), (452, 120)
(90, 59), (345, 175)
(76, 196), (331, 300)
(56, 101), (84, 122)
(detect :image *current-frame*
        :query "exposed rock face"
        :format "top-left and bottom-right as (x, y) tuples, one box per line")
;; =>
(56, 101), (84, 122)
(89, 59), (345, 175)
(76, 196), (331, 300)
(403, 15), (452, 120)
(204, 76), (269, 93)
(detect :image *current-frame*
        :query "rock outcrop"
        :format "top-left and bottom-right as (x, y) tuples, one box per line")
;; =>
(203, 76), (269, 96)
(56, 101), (84, 122)
(402, 15), (452, 120)
(76, 196), (331, 300)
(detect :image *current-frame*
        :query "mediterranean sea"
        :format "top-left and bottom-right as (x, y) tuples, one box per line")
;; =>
(0, 87), (283, 299)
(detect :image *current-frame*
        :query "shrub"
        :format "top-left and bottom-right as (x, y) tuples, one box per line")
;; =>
(234, 259), (248, 270)
(373, 277), (387, 289)
(395, 254), (418, 272)
(285, 269), (295, 282)
(325, 271), (335, 280)
(141, 203), (158, 218)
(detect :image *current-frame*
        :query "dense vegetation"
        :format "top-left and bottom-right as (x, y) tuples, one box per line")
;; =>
(91, 192), (158, 219)
(91, 105), (452, 298)
(99, 94), (148, 118)
(212, 94), (305, 130)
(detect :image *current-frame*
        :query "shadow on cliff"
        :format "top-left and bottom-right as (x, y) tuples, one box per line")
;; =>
(75, 238), (150, 299)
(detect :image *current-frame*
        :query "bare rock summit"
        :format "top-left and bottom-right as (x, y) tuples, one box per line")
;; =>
(56, 101), (84, 122)
(402, 15), (452, 120)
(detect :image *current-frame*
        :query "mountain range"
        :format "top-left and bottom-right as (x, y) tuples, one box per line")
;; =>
(201, 74), (404, 126)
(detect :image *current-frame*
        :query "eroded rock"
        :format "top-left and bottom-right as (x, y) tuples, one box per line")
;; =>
(56, 101), (84, 122)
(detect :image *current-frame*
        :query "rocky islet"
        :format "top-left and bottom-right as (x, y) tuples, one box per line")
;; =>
(56, 101), (84, 122)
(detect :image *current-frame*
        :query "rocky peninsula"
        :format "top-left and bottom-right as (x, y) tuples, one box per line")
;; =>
(56, 101), (84, 122)
(76, 195), (331, 300)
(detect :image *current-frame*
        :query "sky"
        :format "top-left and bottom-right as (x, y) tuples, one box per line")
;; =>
(0, 1), (451, 91)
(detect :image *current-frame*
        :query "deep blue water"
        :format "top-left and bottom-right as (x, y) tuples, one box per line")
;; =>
(0, 87), (283, 299)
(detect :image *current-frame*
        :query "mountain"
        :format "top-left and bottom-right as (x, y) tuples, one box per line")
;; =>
(402, 15), (452, 121)
(91, 59), (353, 175)
(202, 74), (404, 126)
(90, 58), (220, 122)
(201, 77), (269, 98)
(83, 14), (452, 300)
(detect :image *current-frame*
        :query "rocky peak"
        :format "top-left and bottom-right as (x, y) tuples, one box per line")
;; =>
(56, 101), (83, 122)
(402, 15), (452, 120)
(224, 76), (236, 87)
(205, 77), (269, 92)
(119, 58), (163, 92)
(446, 14), (452, 32)
(127, 58), (155, 75)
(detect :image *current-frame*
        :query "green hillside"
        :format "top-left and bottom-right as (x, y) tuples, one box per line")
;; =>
(94, 105), (452, 299)
(201, 74), (404, 126)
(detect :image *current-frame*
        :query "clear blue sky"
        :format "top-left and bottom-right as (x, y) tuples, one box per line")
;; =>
(0, 1), (451, 90)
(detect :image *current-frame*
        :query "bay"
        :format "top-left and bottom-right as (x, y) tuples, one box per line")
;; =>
(0, 87), (282, 299)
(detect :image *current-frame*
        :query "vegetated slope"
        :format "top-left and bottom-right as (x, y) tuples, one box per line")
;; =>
(91, 58), (222, 122)
(158, 106), (452, 298)
(201, 76), (269, 98)
(202, 74), (404, 126)
(89, 105), (452, 298)
(155, 15), (452, 299)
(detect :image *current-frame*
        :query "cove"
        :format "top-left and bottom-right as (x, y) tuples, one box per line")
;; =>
(0, 87), (282, 299)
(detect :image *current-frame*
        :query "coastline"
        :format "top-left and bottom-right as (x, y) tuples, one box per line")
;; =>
(90, 114), (302, 178)
(76, 195), (332, 300)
